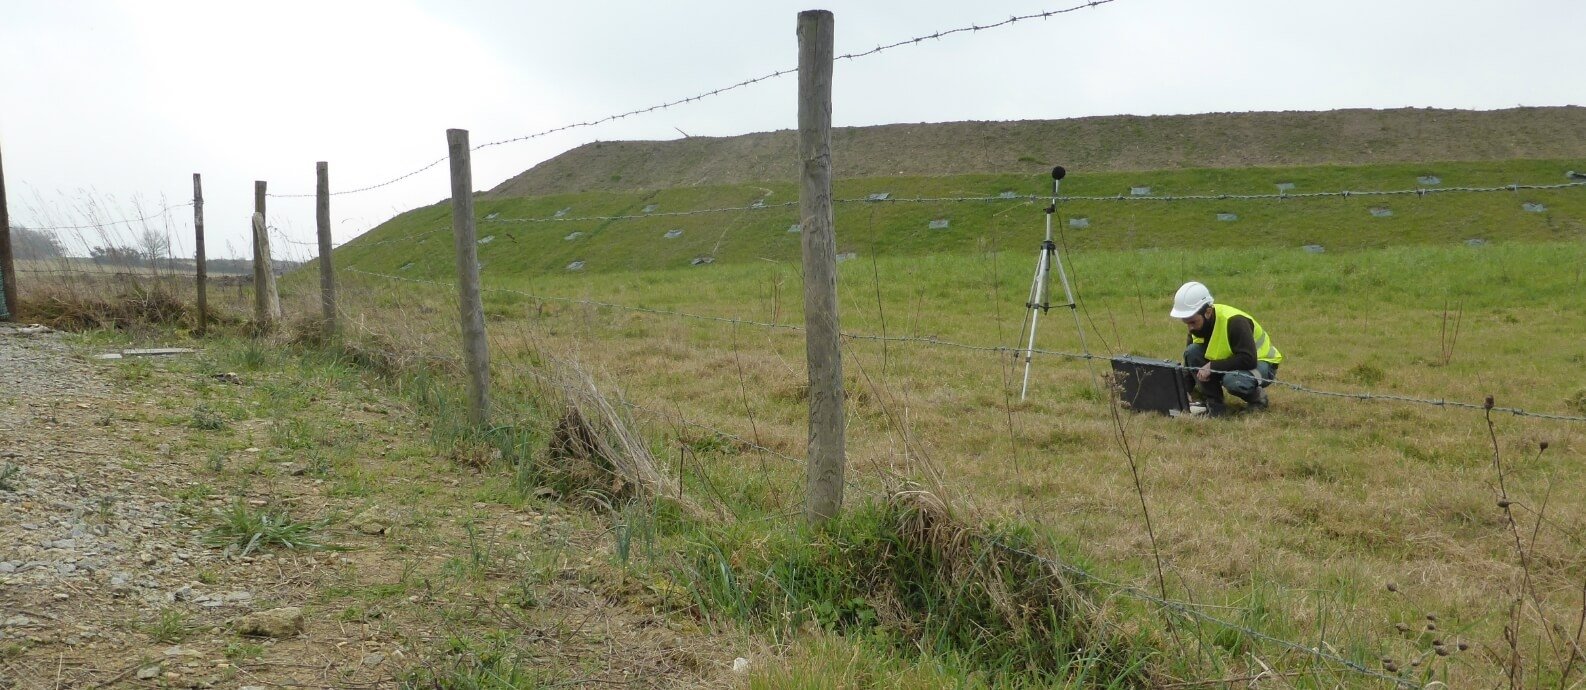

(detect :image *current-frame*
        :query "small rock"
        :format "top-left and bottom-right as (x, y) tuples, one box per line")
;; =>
(136, 665), (162, 680)
(235, 607), (304, 638)
(350, 509), (392, 535)
(732, 657), (750, 674)
(362, 652), (385, 667)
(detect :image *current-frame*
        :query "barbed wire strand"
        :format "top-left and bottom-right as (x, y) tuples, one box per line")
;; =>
(343, 266), (1586, 423)
(469, 179), (1586, 226)
(266, 0), (1120, 199)
(23, 202), (194, 231)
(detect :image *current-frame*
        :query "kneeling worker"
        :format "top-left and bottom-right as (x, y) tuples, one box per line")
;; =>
(1169, 281), (1282, 416)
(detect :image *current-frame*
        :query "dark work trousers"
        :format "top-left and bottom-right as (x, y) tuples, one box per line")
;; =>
(1183, 342), (1278, 404)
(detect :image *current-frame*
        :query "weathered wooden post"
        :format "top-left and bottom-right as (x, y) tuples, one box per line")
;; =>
(316, 162), (336, 335)
(446, 129), (491, 425)
(193, 173), (207, 335)
(251, 181), (280, 328)
(798, 9), (845, 525)
(0, 142), (15, 320)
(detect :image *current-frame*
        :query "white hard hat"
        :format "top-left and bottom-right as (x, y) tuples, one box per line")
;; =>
(1169, 281), (1214, 319)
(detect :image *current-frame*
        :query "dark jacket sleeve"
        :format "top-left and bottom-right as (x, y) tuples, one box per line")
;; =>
(1209, 315), (1258, 371)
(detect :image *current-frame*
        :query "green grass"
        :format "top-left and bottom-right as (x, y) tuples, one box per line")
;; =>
(144, 608), (194, 644)
(0, 463), (19, 492)
(203, 500), (338, 555)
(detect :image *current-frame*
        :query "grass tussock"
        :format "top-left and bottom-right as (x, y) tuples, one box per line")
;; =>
(687, 489), (1151, 686)
(540, 364), (705, 519)
(203, 500), (339, 556)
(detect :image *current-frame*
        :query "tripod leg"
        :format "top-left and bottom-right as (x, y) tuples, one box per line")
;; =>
(1048, 242), (1102, 396)
(1019, 248), (1052, 401)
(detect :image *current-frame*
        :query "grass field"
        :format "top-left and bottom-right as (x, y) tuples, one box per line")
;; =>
(21, 155), (1575, 686)
(267, 154), (1586, 686)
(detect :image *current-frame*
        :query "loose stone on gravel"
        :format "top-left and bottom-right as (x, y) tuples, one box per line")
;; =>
(234, 607), (305, 638)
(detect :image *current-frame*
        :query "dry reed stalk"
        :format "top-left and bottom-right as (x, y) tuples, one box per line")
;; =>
(544, 359), (707, 521)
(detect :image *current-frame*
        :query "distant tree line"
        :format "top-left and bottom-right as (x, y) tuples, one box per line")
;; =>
(9, 224), (301, 275)
(9, 225), (65, 260)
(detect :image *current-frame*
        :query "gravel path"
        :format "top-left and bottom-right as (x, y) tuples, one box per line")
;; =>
(0, 325), (234, 686)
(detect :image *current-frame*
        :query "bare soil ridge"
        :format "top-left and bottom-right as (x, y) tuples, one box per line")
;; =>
(487, 106), (1586, 197)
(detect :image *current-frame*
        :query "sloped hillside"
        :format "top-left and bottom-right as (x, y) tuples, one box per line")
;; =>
(486, 106), (1586, 197)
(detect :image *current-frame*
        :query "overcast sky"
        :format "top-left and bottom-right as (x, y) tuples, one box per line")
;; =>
(3, 0), (1582, 259)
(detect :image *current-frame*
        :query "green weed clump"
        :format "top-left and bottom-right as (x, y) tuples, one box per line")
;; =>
(188, 404), (228, 430)
(401, 633), (547, 690)
(203, 500), (339, 556)
(0, 463), (19, 492)
(685, 491), (1152, 686)
(144, 608), (193, 643)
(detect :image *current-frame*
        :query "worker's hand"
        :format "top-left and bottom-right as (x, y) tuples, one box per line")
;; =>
(1195, 364), (1213, 383)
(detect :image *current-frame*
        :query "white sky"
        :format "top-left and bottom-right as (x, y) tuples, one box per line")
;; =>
(2, 0), (1582, 259)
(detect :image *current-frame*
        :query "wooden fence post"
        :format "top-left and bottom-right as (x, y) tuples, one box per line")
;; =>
(316, 162), (336, 335)
(251, 182), (280, 328)
(0, 142), (16, 320)
(798, 9), (845, 525)
(446, 129), (491, 425)
(193, 173), (207, 335)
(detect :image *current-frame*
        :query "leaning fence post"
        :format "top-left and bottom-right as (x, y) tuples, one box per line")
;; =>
(798, 9), (845, 525)
(315, 162), (336, 336)
(446, 128), (491, 426)
(251, 212), (277, 328)
(193, 173), (207, 335)
(251, 182), (280, 328)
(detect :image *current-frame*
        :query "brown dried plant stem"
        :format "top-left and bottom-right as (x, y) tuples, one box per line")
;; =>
(1107, 384), (1169, 605)
(1485, 398), (1563, 687)
(1440, 299), (1463, 366)
(728, 320), (772, 481)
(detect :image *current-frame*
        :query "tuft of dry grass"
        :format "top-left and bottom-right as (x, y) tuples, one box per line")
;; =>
(541, 361), (707, 520)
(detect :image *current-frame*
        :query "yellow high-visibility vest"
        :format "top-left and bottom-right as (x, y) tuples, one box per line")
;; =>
(1192, 303), (1283, 365)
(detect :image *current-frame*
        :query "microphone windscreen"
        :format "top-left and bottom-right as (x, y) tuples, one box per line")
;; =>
(1051, 166), (1067, 180)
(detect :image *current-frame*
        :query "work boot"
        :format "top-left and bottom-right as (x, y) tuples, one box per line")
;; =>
(1203, 396), (1229, 418)
(1245, 386), (1269, 412)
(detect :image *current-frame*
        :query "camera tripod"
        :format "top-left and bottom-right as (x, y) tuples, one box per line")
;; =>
(1017, 165), (1095, 401)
